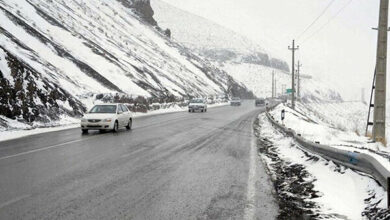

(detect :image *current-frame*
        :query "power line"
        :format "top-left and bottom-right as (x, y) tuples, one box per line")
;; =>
(301, 0), (354, 44)
(296, 0), (337, 40)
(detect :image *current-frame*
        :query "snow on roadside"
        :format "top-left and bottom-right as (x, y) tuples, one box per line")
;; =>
(269, 102), (390, 172)
(256, 114), (388, 219)
(0, 102), (228, 142)
(269, 102), (370, 147)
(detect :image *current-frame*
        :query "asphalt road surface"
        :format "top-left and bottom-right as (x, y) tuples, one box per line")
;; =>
(0, 100), (278, 220)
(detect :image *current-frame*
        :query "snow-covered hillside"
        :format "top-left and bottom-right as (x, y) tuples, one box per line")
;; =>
(152, 0), (342, 102)
(152, 0), (262, 53)
(222, 63), (342, 101)
(152, 0), (289, 72)
(0, 0), (253, 129)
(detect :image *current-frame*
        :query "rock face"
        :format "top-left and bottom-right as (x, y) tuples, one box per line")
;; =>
(118, 0), (157, 25)
(0, 47), (85, 125)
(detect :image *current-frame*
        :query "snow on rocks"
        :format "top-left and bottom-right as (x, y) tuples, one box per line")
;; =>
(0, 0), (250, 131)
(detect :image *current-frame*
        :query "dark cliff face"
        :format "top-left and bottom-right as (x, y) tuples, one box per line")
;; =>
(0, 47), (85, 125)
(118, 0), (157, 25)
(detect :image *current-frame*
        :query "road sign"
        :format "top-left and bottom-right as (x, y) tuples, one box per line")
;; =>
(286, 89), (293, 94)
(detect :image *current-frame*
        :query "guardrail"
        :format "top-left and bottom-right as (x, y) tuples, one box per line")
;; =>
(265, 111), (390, 194)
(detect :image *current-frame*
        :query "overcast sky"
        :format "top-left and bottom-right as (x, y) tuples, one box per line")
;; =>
(159, 0), (383, 100)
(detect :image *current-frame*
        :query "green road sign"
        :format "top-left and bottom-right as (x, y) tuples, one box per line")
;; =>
(286, 89), (293, 94)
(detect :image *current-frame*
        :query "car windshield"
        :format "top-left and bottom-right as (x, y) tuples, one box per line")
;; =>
(89, 105), (117, 113)
(190, 99), (204, 103)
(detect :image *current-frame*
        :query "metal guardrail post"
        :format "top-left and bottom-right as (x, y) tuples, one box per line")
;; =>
(388, 177), (390, 209)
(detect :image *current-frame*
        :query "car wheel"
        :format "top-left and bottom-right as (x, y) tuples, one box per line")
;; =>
(188, 109), (191, 113)
(113, 121), (119, 133)
(126, 119), (132, 130)
(82, 129), (88, 134)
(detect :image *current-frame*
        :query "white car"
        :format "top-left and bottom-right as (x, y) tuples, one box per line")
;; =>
(188, 98), (208, 113)
(230, 97), (241, 106)
(80, 103), (133, 134)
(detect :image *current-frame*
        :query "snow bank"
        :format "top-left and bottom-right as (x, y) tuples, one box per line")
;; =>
(257, 114), (388, 219)
(269, 102), (390, 175)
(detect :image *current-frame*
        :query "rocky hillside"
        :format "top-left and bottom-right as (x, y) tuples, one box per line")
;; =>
(0, 0), (253, 129)
(0, 47), (85, 124)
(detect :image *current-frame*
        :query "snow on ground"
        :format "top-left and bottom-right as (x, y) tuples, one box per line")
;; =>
(269, 102), (390, 171)
(307, 101), (390, 149)
(257, 114), (388, 219)
(0, 102), (228, 142)
(269, 102), (369, 146)
(221, 62), (341, 101)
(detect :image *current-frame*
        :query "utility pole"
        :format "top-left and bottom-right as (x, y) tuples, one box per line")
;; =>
(373, 0), (389, 143)
(274, 78), (277, 97)
(288, 40), (299, 109)
(272, 70), (275, 98)
(297, 61), (302, 100)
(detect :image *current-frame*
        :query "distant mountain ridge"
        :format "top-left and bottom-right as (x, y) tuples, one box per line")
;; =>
(152, 0), (342, 102)
(152, 0), (289, 72)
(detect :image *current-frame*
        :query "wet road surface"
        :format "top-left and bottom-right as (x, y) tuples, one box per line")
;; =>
(0, 101), (278, 220)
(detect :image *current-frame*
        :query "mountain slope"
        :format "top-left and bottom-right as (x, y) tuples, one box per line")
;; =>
(152, 0), (289, 72)
(152, 0), (342, 102)
(0, 0), (252, 129)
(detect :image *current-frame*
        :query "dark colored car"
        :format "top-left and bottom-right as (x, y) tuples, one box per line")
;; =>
(255, 98), (265, 107)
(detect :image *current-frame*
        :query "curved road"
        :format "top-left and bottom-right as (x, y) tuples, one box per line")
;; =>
(0, 101), (278, 220)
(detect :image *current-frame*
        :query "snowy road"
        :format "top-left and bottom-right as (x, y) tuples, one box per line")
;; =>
(0, 101), (277, 219)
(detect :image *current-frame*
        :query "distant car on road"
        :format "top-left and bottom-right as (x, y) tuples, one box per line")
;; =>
(188, 98), (208, 113)
(255, 98), (266, 107)
(81, 103), (132, 134)
(230, 97), (241, 106)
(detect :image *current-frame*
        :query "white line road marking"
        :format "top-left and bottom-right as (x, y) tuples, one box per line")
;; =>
(0, 194), (31, 209)
(0, 136), (101, 161)
(244, 128), (258, 220)
(119, 147), (148, 158)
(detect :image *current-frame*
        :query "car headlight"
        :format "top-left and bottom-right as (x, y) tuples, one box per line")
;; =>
(81, 118), (87, 122)
(103, 118), (112, 122)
